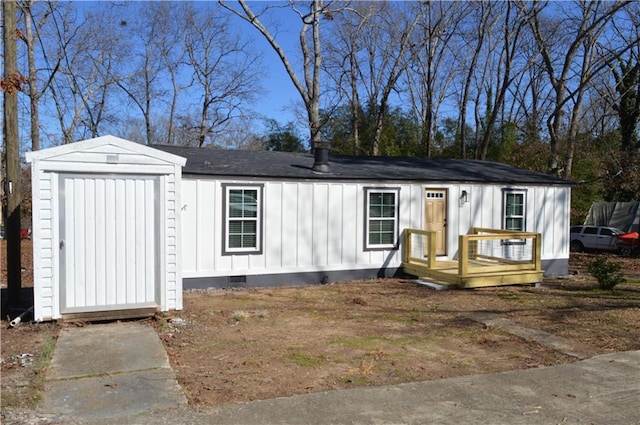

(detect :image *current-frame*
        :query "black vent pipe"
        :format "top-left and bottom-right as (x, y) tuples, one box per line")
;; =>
(311, 143), (330, 173)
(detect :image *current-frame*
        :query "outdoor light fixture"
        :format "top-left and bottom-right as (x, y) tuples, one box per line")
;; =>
(459, 190), (469, 207)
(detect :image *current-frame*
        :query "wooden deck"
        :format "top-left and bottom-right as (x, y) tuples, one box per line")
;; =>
(402, 228), (543, 288)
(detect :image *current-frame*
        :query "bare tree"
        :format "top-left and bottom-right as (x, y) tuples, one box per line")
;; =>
(322, 3), (371, 154)
(159, 6), (189, 145)
(352, 2), (425, 155)
(216, 116), (262, 150)
(476, 1), (529, 160)
(609, 2), (640, 154)
(109, 2), (189, 146)
(17, 0), (57, 151)
(44, 3), (83, 143)
(404, 1), (465, 157)
(466, 4), (501, 160)
(183, 3), (261, 148)
(220, 0), (341, 169)
(453, 2), (496, 159)
(80, 9), (131, 138)
(506, 31), (552, 146)
(522, 0), (633, 178)
(46, 5), (127, 142)
(114, 3), (172, 144)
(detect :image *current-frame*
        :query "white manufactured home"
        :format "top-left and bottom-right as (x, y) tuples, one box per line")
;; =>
(156, 145), (573, 290)
(26, 136), (186, 322)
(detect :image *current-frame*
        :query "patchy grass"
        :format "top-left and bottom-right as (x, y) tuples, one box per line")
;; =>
(232, 310), (251, 322)
(0, 323), (59, 410)
(286, 352), (327, 368)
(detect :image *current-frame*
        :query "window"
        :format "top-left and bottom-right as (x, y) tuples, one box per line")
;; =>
(365, 188), (399, 249)
(503, 190), (525, 231)
(223, 185), (262, 254)
(599, 228), (616, 236)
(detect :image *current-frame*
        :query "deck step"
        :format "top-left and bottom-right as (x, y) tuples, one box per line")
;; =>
(413, 280), (449, 290)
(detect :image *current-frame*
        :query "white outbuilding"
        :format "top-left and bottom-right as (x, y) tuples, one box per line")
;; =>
(26, 136), (186, 322)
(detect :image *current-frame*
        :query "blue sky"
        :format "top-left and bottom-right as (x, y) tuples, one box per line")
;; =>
(222, 3), (300, 121)
(44, 1), (308, 141)
(200, 1), (307, 130)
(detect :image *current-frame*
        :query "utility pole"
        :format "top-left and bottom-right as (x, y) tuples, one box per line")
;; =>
(3, 0), (23, 308)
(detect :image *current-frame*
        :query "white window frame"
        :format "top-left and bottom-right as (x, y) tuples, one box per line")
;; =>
(222, 184), (263, 255)
(503, 189), (526, 232)
(365, 188), (400, 250)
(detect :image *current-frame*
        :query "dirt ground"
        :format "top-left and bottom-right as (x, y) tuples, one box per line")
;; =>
(1, 240), (639, 412)
(0, 239), (34, 289)
(154, 254), (640, 406)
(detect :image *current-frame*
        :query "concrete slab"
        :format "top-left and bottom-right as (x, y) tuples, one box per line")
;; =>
(469, 314), (593, 359)
(48, 321), (170, 379)
(38, 321), (186, 422)
(39, 368), (185, 421)
(413, 279), (448, 290)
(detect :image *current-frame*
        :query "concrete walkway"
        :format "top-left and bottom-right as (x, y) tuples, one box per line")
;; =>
(468, 313), (594, 359)
(38, 321), (186, 422)
(35, 322), (640, 425)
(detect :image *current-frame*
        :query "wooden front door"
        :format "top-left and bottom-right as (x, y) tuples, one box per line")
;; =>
(425, 189), (447, 256)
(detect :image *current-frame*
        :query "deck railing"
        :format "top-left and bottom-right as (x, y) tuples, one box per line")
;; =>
(404, 227), (542, 277)
(404, 228), (438, 269)
(460, 227), (542, 275)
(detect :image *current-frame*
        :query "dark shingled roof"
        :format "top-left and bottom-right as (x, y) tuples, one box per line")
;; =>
(154, 145), (573, 186)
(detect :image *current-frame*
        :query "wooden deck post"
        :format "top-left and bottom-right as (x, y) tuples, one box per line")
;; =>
(534, 233), (542, 271)
(428, 231), (436, 269)
(459, 235), (468, 277)
(404, 229), (411, 263)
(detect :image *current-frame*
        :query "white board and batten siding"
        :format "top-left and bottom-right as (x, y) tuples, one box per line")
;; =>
(27, 136), (186, 322)
(181, 179), (414, 278)
(458, 184), (570, 264)
(181, 177), (570, 285)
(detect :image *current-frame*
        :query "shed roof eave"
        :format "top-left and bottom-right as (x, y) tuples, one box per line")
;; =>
(26, 135), (187, 167)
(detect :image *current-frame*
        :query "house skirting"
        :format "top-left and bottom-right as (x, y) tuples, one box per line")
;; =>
(183, 268), (404, 290)
(542, 258), (569, 276)
(182, 258), (567, 290)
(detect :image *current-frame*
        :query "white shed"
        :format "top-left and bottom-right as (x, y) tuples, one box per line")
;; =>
(26, 136), (186, 322)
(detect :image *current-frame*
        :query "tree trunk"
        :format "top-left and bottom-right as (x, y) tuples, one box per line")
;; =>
(349, 49), (361, 155)
(3, 0), (22, 306)
(24, 1), (40, 151)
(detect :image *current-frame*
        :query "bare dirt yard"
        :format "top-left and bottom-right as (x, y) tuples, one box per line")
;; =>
(155, 254), (640, 406)
(1, 239), (639, 414)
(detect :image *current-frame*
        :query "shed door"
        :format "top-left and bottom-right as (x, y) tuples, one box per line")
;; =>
(425, 189), (447, 256)
(59, 174), (159, 313)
